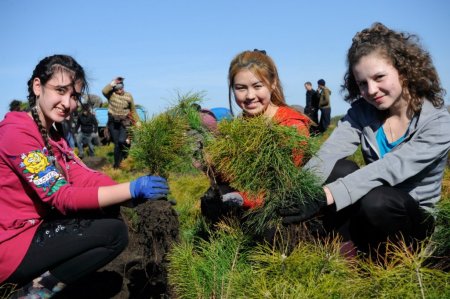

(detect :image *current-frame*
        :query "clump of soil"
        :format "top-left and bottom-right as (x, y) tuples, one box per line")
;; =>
(56, 200), (179, 299)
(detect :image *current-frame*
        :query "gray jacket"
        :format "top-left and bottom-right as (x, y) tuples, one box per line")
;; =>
(305, 99), (450, 212)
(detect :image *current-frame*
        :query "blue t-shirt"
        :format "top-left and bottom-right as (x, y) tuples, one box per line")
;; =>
(376, 126), (406, 157)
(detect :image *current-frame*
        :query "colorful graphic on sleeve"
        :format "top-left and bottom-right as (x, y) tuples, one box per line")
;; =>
(20, 148), (67, 195)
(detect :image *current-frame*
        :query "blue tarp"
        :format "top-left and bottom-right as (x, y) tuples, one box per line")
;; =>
(210, 107), (233, 121)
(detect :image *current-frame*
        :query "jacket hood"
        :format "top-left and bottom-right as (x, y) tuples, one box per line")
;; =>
(0, 111), (33, 131)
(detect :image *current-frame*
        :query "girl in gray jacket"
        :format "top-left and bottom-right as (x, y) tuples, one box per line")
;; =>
(281, 22), (450, 258)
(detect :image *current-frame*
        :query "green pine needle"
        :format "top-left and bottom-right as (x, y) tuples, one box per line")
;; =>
(204, 115), (323, 232)
(129, 92), (213, 176)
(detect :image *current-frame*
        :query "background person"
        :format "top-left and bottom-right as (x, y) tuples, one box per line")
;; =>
(9, 99), (23, 112)
(61, 114), (76, 148)
(317, 79), (331, 133)
(304, 81), (319, 134)
(102, 77), (139, 169)
(0, 55), (169, 298)
(280, 22), (450, 258)
(75, 104), (99, 158)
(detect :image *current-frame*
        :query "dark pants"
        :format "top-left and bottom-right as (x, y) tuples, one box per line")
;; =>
(7, 216), (128, 286)
(108, 120), (129, 168)
(319, 107), (331, 133)
(305, 107), (320, 135)
(323, 159), (435, 255)
(304, 106), (319, 125)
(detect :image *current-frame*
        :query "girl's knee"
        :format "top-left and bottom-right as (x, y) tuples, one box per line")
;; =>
(109, 219), (129, 252)
(95, 218), (129, 253)
(325, 159), (360, 184)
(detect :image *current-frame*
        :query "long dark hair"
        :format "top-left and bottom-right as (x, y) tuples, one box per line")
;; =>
(27, 54), (88, 166)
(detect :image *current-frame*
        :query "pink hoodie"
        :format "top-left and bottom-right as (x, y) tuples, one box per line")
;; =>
(0, 112), (117, 283)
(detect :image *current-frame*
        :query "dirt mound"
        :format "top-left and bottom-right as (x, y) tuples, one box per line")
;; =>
(81, 156), (109, 170)
(56, 200), (179, 299)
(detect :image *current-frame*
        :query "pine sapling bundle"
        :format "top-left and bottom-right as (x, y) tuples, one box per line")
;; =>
(204, 116), (323, 232)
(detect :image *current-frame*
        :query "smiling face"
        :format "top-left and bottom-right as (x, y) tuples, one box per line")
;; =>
(32, 71), (82, 130)
(232, 69), (277, 117)
(353, 52), (406, 113)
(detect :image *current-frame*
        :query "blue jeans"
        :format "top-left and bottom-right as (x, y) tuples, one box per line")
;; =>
(77, 132), (95, 157)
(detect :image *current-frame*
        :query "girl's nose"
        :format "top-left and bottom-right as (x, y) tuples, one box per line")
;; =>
(246, 88), (255, 99)
(61, 93), (72, 108)
(367, 81), (378, 96)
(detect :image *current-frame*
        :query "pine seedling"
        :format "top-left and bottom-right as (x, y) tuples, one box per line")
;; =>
(204, 115), (323, 233)
(356, 241), (450, 298)
(247, 238), (360, 298)
(167, 222), (253, 299)
(428, 197), (450, 270)
(129, 92), (213, 176)
(165, 92), (204, 133)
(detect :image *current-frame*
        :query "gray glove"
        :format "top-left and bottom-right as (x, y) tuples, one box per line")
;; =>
(221, 192), (244, 206)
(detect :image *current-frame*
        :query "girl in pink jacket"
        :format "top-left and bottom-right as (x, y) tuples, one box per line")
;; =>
(0, 55), (169, 298)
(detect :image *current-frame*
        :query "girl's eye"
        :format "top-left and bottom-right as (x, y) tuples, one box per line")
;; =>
(56, 88), (66, 95)
(375, 74), (385, 81)
(71, 92), (82, 101)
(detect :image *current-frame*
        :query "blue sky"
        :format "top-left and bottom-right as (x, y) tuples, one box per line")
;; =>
(1, 0), (449, 119)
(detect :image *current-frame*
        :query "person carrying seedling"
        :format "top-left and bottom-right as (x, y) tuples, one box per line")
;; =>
(0, 55), (169, 298)
(280, 22), (450, 259)
(201, 49), (311, 225)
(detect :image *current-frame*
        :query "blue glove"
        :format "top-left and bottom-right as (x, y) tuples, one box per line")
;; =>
(130, 175), (169, 204)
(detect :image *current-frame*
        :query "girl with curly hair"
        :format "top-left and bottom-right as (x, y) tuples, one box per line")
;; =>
(282, 23), (450, 258)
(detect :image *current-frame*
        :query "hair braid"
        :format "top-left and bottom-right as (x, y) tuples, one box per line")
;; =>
(30, 105), (58, 163)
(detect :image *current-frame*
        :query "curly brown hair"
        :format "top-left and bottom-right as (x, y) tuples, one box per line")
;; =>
(342, 22), (445, 112)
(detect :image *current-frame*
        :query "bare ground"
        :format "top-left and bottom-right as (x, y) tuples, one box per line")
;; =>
(55, 200), (180, 299)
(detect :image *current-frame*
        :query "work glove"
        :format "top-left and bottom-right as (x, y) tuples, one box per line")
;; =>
(221, 191), (244, 206)
(215, 184), (243, 207)
(278, 190), (327, 225)
(130, 175), (169, 205)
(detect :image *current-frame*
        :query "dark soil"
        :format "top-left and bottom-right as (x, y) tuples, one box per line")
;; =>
(55, 200), (180, 299)
(80, 156), (109, 170)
